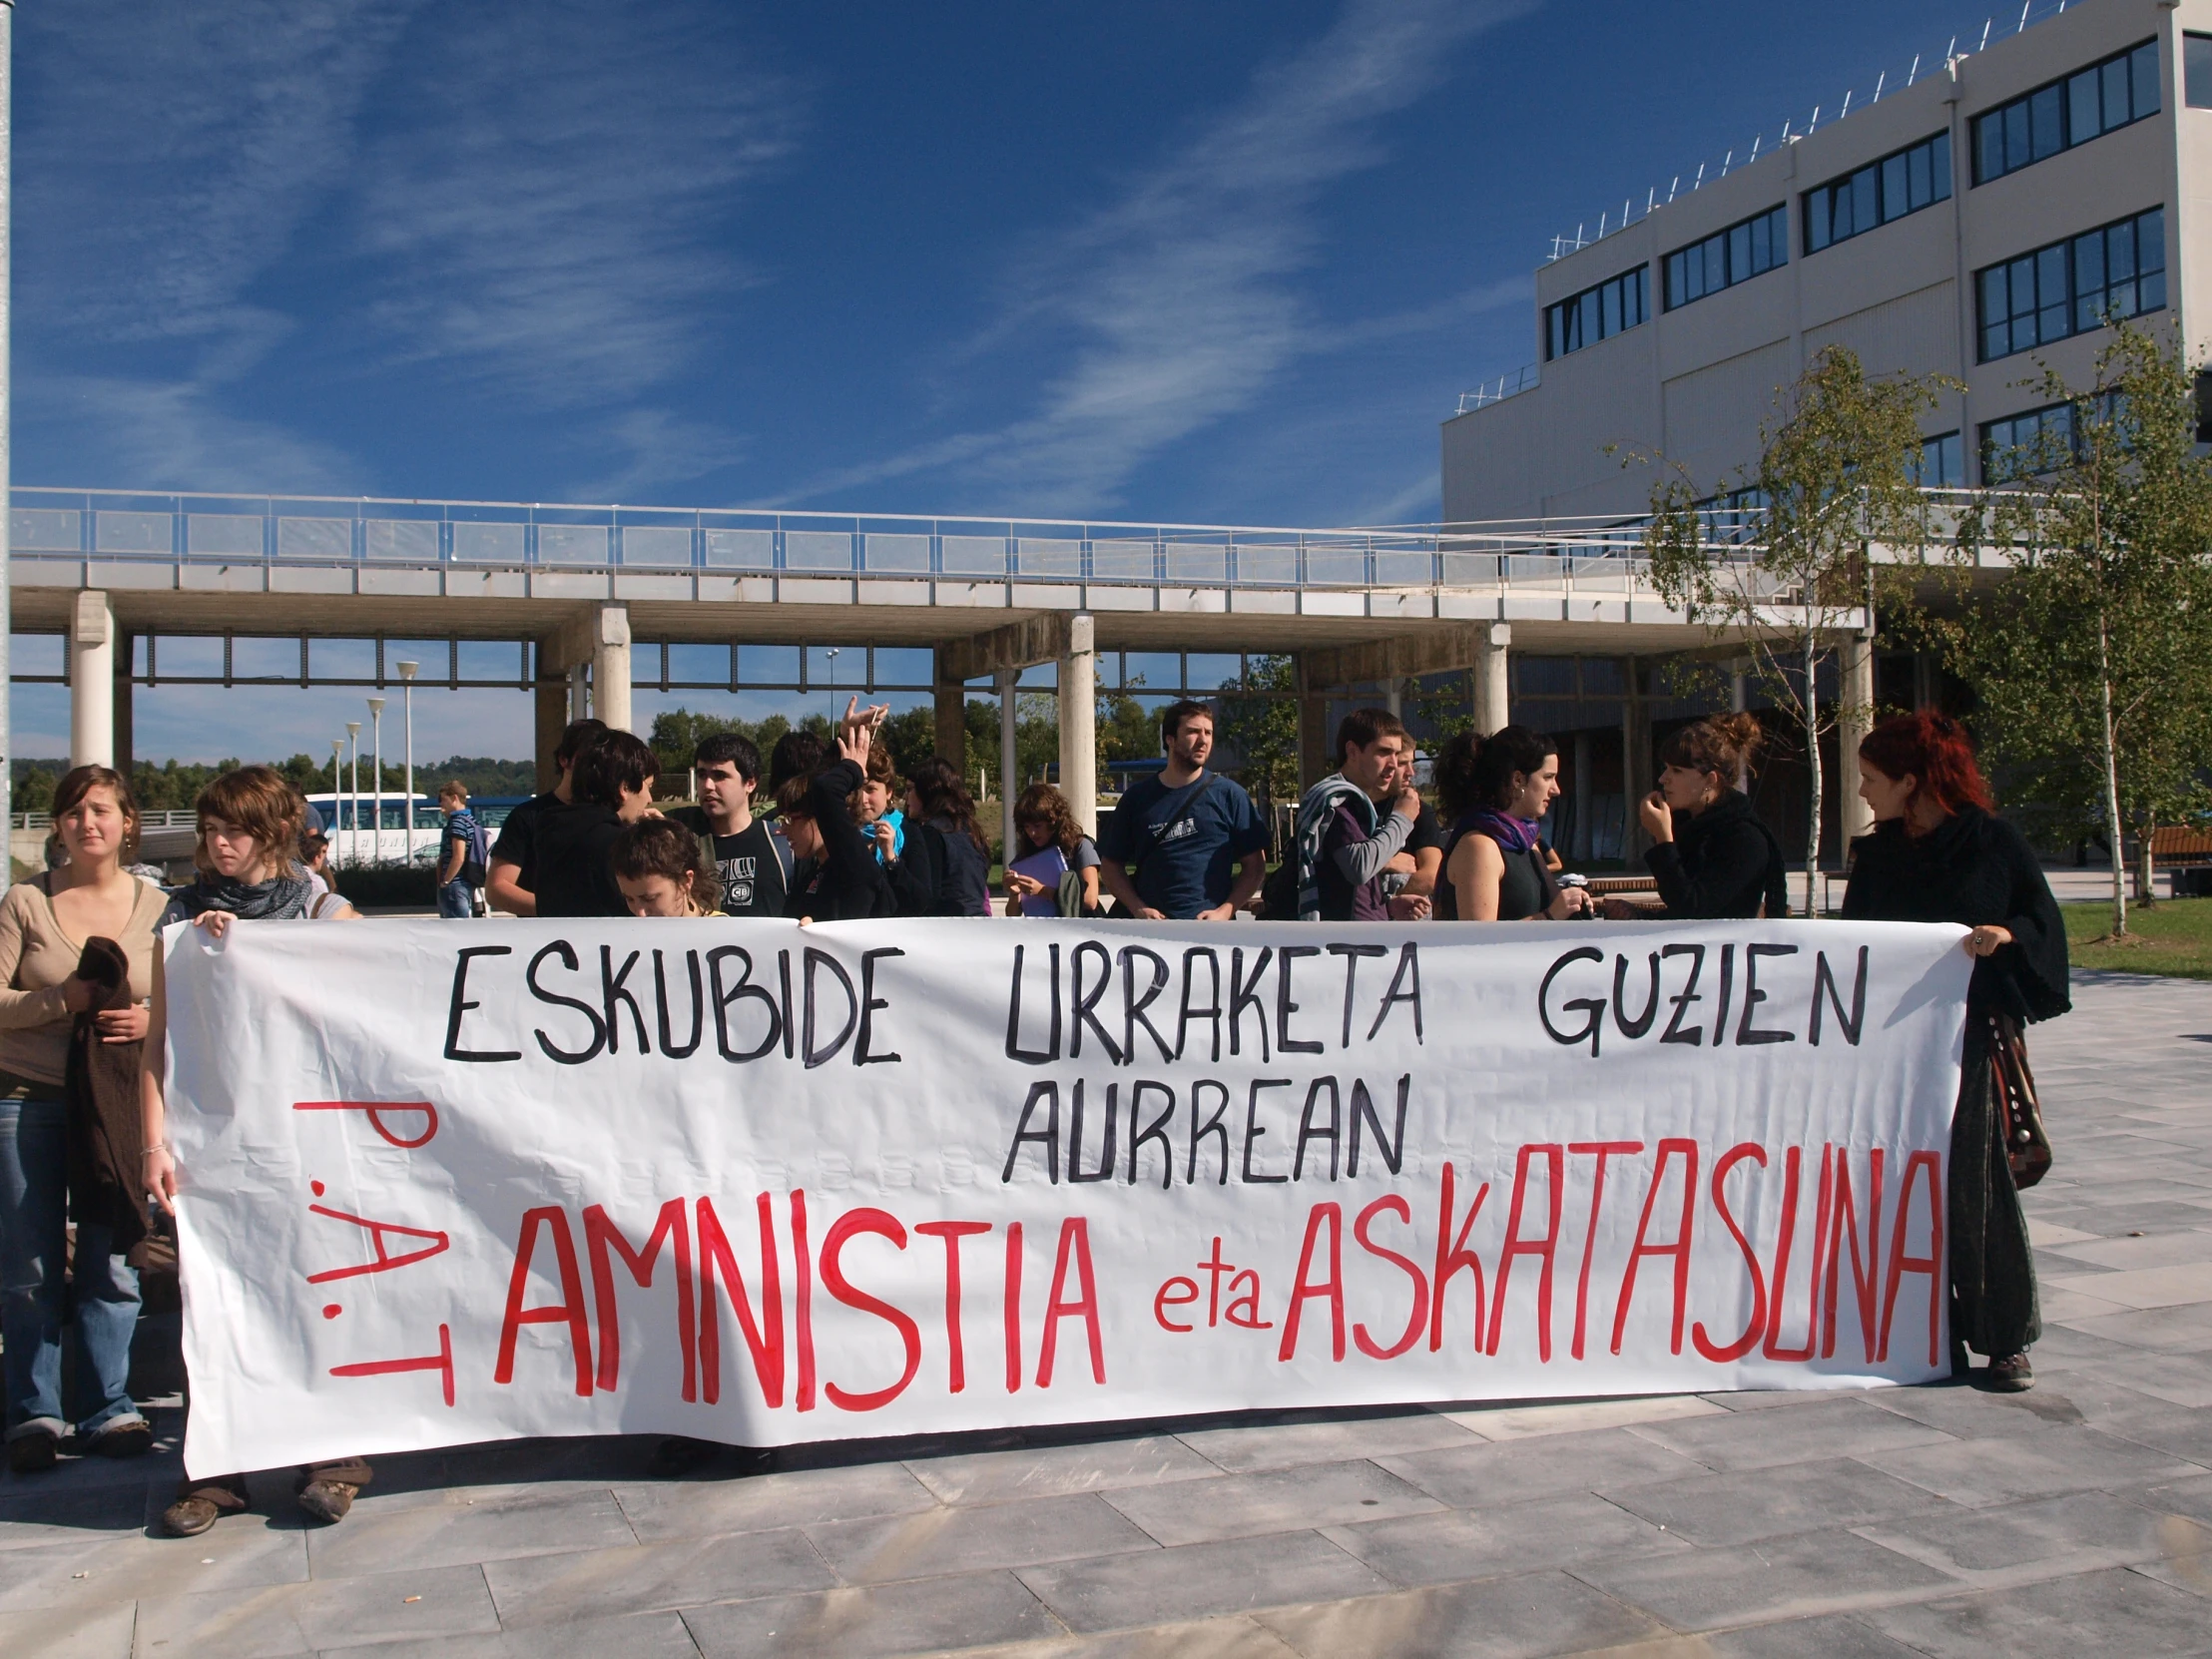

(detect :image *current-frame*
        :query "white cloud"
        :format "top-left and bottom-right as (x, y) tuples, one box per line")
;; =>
(23, 374), (356, 494)
(349, 3), (800, 404)
(781, 0), (1534, 517)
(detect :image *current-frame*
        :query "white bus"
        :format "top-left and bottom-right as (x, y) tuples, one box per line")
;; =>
(303, 795), (442, 868)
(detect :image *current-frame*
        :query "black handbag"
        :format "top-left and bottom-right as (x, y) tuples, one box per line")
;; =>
(1989, 1012), (2052, 1190)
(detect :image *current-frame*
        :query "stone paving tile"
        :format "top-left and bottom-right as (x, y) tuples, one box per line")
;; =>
(0, 1478), (157, 1548)
(1861, 1374), (2157, 1438)
(303, 1487), (637, 1579)
(13, 1598), (136, 1659)
(1255, 1568), (1671, 1658)
(681, 1570), (1061, 1658)
(1570, 1526), (1957, 1632)
(1438, 1393), (1725, 1439)
(1860, 1423), (2207, 1507)
(902, 1435), (1219, 1505)
(1617, 1395), (1953, 1472)
(1854, 1487), (2212, 1586)
(935, 1615), (1305, 1657)
(1859, 1565), (2212, 1656)
(1320, 1491), (1689, 1584)
(1375, 1426), (1710, 1509)
(1169, 1409), (1481, 1473)
(1100, 1458), (1441, 1545)
(2029, 1201), (2212, 1240)
(2048, 1263), (2212, 1310)
(311, 1608), (701, 1659)
(2095, 1401), (2212, 1465)
(0, 1514), (306, 1612)
(134, 1561), (498, 1657)
(2140, 1471), (2212, 1525)
(1597, 1455), (1957, 1547)
(808, 1492), (1158, 1584)
(2040, 1229), (2212, 1271)
(2058, 1300), (2212, 1353)
(2034, 1286), (2134, 1323)
(2107, 1352), (2212, 1408)
(613, 1461), (939, 1543)
(1017, 1531), (1393, 1632)
(1695, 1612), (1935, 1657)
(482, 1527), (836, 1624)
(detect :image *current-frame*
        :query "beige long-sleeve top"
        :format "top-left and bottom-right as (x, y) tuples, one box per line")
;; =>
(0, 874), (167, 1087)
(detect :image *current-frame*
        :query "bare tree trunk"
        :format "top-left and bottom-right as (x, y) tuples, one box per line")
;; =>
(1803, 628), (1822, 918)
(2136, 814), (2158, 909)
(2097, 608), (2128, 937)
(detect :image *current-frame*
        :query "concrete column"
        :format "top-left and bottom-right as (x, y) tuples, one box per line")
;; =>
(1295, 655), (1331, 790)
(1471, 622), (1511, 735)
(933, 678), (967, 766)
(1620, 656), (1650, 861)
(567, 663), (588, 725)
(112, 637), (134, 779)
(69, 590), (115, 769)
(997, 668), (1018, 863)
(1572, 731), (1593, 860)
(1383, 677), (1401, 718)
(590, 604), (632, 733)
(1839, 629), (1876, 847)
(535, 680), (569, 794)
(1057, 613), (1097, 835)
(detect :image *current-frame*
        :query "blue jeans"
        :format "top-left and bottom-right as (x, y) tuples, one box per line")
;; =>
(0, 1096), (143, 1438)
(437, 878), (475, 918)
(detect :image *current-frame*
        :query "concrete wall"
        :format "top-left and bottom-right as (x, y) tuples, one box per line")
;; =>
(1445, 0), (2212, 523)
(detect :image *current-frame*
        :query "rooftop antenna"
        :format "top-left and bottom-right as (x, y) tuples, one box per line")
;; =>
(1623, 196), (1631, 226)
(1599, 210), (1608, 236)
(1872, 70), (1886, 103)
(1749, 133), (1762, 162)
(1781, 121), (1793, 143)
(1721, 147), (1734, 177)
(1646, 185), (1656, 214)
(1809, 104), (1821, 133)
(1575, 220), (1585, 248)
(1693, 161), (1705, 190)
(2017, 1), (2029, 32)
(1840, 90), (1853, 120)
(1979, 19), (1992, 53)
(1668, 174), (1680, 202)
(1907, 53), (1920, 87)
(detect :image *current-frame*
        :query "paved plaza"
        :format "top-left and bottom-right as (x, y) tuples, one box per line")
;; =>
(6, 968), (2212, 1658)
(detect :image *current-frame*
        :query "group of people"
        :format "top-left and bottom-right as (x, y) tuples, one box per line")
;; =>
(0, 691), (2068, 1540)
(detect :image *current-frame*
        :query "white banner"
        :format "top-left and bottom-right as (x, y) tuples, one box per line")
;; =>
(164, 917), (1970, 1476)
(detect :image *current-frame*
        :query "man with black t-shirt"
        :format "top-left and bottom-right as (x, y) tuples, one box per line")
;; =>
(485, 718), (607, 915)
(668, 733), (791, 917)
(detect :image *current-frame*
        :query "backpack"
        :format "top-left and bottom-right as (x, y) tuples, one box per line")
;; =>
(457, 817), (491, 887)
(1258, 857), (1301, 921)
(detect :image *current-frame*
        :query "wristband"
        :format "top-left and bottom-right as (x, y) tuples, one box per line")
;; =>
(142, 1143), (169, 1158)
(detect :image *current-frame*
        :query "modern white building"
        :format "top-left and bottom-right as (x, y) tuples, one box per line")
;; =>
(1444, 0), (2212, 521)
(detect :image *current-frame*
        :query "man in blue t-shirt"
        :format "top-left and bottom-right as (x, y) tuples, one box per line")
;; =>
(1097, 701), (1270, 920)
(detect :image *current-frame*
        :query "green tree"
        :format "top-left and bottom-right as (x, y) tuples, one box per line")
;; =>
(1641, 346), (1948, 909)
(1937, 322), (2212, 936)
(1217, 655), (1299, 812)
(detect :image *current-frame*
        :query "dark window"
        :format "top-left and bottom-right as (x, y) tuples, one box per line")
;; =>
(1913, 431), (1964, 488)
(1662, 205), (1788, 309)
(1543, 265), (1649, 360)
(2187, 34), (2212, 108)
(1803, 131), (1951, 254)
(1974, 206), (2165, 362)
(1972, 39), (2159, 184)
(1980, 403), (2076, 483)
(2194, 368), (2212, 443)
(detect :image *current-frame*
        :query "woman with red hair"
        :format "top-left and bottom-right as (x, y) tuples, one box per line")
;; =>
(1843, 710), (2068, 1392)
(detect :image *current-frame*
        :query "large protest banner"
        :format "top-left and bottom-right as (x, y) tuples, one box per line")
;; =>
(164, 917), (1970, 1475)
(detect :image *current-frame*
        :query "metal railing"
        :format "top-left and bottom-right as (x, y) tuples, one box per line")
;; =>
(1455, 366), (1539, 413)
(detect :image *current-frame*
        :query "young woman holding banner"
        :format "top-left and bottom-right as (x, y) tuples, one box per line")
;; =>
(1842, 711), (2068, 1392)
(141, 769), (370, 1534)
(1434, 726), (1591, 922)
(0, 766), (167, 1473)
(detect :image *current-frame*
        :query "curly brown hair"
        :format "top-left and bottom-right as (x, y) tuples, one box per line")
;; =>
(194, 766), (303, 878)
(609, 819), (723, 912)
(1657, 712), (1764, 782)
(1012, 783), (1083, 857)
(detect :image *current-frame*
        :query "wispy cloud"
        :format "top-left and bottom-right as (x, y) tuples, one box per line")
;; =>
(23, 374), (356, 494)
(350, 3), (800, 405)
(779, 0), (1534, 516)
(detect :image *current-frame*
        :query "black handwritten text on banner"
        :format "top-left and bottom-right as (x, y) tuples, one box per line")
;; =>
(163, 918), (1970, 1475)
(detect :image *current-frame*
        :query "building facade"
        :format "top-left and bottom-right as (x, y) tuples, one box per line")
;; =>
(1443, 0), (2212, 522)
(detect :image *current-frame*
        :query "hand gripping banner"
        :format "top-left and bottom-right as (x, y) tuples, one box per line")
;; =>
(162, 917), (1971, 1475)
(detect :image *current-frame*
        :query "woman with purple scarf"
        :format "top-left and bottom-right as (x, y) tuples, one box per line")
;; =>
(1434, 726), (1591, 922)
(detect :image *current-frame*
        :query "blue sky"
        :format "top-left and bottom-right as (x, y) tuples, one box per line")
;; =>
(15, 0), (1996, 762)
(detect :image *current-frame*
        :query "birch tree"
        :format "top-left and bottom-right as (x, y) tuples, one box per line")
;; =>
(1640, 346), (1947, 910)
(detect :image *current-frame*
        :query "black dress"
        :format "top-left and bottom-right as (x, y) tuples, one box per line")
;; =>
(1643, 791), (1789, 919)
(1842, 808), (2070, 1359)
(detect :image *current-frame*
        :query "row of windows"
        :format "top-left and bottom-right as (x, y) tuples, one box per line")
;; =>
(1545, 266), (1649, 359)
(1913, 431), (1964, 489)
(1972, 38), (2159, 184)
(1975, 206), (2164, 363)
(1663, 205), (1787, 310)
(1804, 130), (1951, 254)
(1979, 402), (2077, 484)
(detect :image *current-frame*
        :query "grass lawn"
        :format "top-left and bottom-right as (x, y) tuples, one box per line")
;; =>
(2062, 895), (2212, 980)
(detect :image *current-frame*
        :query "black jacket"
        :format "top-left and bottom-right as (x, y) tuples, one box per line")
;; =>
(784, 761), (897, 921)
(1841, 808), (2070, 1023)
(531, 800), (627, 918)
(887, 817), (992, 916)
(1643, 791), (1788, 919)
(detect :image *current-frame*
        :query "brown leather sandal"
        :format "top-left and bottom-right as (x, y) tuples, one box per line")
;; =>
(162, 1473), (250, 1537)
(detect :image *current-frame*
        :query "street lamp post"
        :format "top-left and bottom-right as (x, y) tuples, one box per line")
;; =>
(344, 722), (361, 868)
(330, 740), (345, 867)
(396, 662), (418, 866)
(825, 647), (840, 721)
(367, 697), (386, 867)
